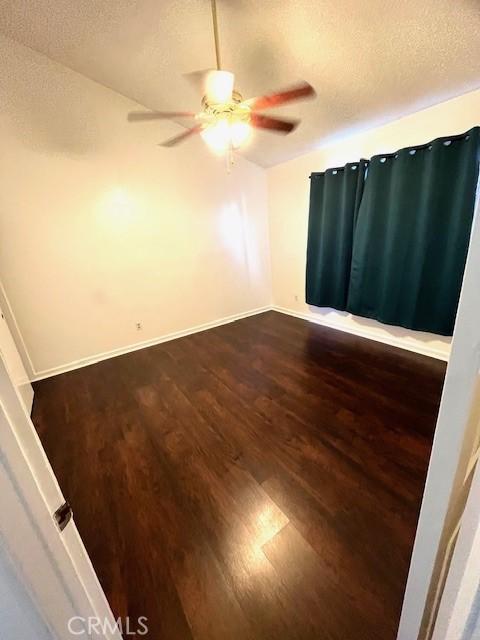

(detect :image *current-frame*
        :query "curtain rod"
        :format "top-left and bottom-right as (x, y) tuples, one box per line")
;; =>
(310, 159), (368, 179)
(309, 126), (478, 178)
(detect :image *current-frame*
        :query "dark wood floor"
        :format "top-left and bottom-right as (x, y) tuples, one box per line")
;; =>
(32, 311), (446, 640)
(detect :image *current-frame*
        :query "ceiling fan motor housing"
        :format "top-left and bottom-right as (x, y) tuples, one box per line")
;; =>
(201, 91), (251, 126)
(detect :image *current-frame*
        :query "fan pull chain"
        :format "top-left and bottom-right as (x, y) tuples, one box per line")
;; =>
(225, 144), (235, 173)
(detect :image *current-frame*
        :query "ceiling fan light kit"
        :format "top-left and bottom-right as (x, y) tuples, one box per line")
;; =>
(127, 0), (316, 161)
(204, 70), (235, 105)
(200, 81), (252, 155)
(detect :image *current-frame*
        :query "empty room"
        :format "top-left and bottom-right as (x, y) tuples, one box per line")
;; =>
(1, 2), (480, 639)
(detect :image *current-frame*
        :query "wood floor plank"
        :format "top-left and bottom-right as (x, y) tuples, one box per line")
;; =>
(262, 522), (378, 640)
(31, 311), (445, 639)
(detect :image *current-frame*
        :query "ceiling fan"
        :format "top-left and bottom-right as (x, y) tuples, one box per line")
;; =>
(127, 0), (316, 154)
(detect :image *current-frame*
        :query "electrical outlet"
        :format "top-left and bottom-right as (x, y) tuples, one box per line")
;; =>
(294, 294), (299, 302)
(136, 322), (142, 331)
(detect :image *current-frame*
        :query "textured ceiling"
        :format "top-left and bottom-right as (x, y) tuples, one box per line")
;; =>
(1, 0), (480, 167)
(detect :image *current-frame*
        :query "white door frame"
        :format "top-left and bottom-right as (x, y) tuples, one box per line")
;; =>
(0, 295), (33, 413)
(0, 353), (120, 639)
(397, 194), (480, 639)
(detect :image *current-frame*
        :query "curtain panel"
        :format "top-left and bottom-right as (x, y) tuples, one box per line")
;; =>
(306, 160), (368, 311)
(347, 127), (479, 335)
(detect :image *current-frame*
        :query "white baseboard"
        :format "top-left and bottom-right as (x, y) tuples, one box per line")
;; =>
(31, 303), (449, 381)
(31, 306), (271, 381)
(272, 305), (450, 362)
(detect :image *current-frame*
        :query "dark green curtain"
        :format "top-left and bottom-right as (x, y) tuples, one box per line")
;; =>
(347, 127), (479, 335)
(306, 160), (367, 310)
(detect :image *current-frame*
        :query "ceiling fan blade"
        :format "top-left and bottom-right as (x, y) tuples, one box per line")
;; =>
(250, 113), (299, 134)
(158, 124), (204, 147)
(248, 82), (315, 111)
(128, 111), (196, 122)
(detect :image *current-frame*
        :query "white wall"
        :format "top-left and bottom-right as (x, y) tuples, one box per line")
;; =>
(0, 35), (271, 378)
(1, 31), (479, 376)
(267, 89), (480, 360)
